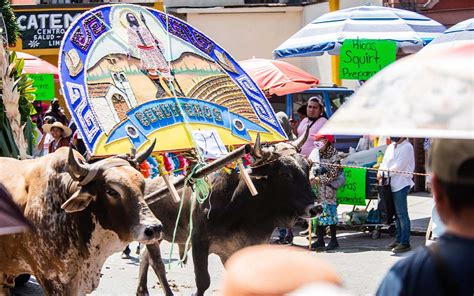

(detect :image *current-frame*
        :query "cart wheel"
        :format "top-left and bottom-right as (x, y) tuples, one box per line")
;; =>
(372, 229), (381, 239)
(388, 225), (396, 236)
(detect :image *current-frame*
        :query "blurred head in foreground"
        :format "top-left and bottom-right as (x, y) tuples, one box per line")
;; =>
(430, 139), (474, 235)
(220, 244), (348, 296)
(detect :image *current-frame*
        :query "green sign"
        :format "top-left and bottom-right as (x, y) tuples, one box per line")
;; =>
(336, 167), (366, 206)
(340, 39), (397, 80)
(29, 74), (55, 101)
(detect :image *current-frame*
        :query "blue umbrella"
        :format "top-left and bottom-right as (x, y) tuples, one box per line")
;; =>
(274, 5), (445, 58)
(428, 18), (474, 45)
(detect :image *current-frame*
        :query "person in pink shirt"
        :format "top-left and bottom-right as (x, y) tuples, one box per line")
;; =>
(296, 96), (328, 157)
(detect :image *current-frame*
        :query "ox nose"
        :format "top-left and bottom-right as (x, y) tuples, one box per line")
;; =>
(144, 224), (162, 237)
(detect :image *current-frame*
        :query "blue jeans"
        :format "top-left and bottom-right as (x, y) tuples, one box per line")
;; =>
(392, 186), (411, 245)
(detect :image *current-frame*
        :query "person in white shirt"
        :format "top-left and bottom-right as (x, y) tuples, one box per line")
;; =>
(377, 137), (415, 253)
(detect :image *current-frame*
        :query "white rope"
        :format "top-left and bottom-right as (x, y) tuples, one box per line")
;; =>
(314, 162), (431, 177)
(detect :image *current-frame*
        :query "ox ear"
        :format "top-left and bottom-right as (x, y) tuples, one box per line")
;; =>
(61, 187), (95, 213)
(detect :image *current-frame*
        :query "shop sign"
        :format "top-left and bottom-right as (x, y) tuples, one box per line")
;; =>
(29, 73), (55, 101)
(336, 167), (367, 206)
(15, 10), (82, 49)
(340, 39), (397, 80)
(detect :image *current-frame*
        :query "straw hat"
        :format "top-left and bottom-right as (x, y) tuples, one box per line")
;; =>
(43, 122), (72, 137)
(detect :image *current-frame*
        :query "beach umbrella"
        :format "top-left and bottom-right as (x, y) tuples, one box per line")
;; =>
(429, 18), (474, 46)
(16, 51), (59, 81)
(239, 58), (319, 96)
(273, 5), (445, 58)
(418, 18), (474, 55)
(0, 185), (33, 236)
(319, 43), (474, 139)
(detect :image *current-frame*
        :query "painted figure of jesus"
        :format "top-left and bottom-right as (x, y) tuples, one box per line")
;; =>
(126, 12), (171, 79)
(125, 12), (184, 98)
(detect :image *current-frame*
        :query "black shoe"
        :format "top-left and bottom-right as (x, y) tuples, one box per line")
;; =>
(392, 244), (411, 253)
(310, 240), (325, 250)
(121, 252), (131, 259)
(325, 239), (339, 251)
(386, 241), (399, 249)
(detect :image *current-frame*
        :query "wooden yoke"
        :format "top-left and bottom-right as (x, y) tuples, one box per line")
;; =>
(238, 161), (258, 196)
(155, 154), (181, 203)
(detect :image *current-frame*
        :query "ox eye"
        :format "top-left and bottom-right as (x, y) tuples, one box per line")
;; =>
(280, 172), (292, 179)
(105, 187), (120, 198)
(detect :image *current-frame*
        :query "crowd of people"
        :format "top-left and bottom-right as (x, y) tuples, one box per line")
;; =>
(33, 98), (87, 158)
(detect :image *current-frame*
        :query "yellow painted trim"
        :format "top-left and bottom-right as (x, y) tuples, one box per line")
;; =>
(331, 55), (341, 86)
(329, 0), (340, 11)
(153, 1), (164, 11)
(94, 122), (285, 156)
(329, 0), (340, 86)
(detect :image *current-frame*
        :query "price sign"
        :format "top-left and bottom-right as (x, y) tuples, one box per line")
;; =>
(336, 167), (367, 206)
(340, 38), (397, 80)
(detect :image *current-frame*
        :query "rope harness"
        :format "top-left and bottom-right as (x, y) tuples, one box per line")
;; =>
(313, 161), (431, 177)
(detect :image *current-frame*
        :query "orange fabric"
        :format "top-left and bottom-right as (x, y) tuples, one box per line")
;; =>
(239, 58), (319, 96)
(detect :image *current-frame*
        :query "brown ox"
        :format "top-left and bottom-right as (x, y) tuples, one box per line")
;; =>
(0, 144), (161, 295)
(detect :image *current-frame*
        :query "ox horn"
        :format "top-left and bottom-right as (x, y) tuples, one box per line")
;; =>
(252, 133), (263, 159)
(68, 147), (90, 178)
(291, 126), (310, 151)
(134, 138), (157, 164)
(252, 133), (273, 161)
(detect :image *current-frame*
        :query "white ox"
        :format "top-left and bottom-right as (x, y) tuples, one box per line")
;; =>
(0, 144), (161, 295)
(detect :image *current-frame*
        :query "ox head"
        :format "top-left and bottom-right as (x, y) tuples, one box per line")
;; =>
(249, 129), (317, 219)
(61, 140), (162, 243)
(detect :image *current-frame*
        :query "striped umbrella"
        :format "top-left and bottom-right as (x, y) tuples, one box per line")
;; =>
(274, 5), (445, 58)
(428, 18), (474, 45)
(418, 18), (474, 55)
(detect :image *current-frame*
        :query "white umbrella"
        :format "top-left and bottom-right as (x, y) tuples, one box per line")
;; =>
(273, 5), (445, 58)
(418, 18), (474, 54)
(319, 44), (474, 139)
(429, 18), (474, 45)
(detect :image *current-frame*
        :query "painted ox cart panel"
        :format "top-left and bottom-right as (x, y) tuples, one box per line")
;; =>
(59, 4), (286, 156)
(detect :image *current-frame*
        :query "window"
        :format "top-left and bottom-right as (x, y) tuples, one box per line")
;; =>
(328, 92), (352, 114)
(269, 95), (286, 114)
(292, 91), (324, 115)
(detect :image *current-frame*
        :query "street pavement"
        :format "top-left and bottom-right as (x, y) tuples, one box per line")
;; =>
(10, 193), (433, 296)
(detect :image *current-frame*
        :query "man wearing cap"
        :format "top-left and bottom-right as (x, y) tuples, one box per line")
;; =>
(377, 139), (474, 296)
(42, 121), (72, 153)
(296, 96), (327, 157)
